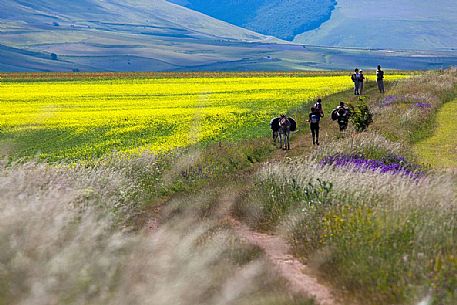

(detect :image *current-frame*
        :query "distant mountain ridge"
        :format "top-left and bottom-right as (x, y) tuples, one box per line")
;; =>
(171, 0), (457, 51)
(0, 0), (456, 72)
(168, 0), (336, 41)
(294, 0), (457, 51)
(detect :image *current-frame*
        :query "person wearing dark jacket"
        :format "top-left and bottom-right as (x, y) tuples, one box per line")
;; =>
(351, 68), (361, 95)
(314, 98), (324, 117)
(331, 102), (350, 131)
(376, 65), (385, 93)
(308, 107), (322, 145)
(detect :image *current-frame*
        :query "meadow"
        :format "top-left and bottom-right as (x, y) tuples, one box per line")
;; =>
(235, 69), (457, 305)
(414, 98), (457, 168)
(0, 73), (387, 162)
(1, 70), (456, 305)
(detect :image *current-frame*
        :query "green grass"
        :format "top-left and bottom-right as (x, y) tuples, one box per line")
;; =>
(414, 99), (457, 168)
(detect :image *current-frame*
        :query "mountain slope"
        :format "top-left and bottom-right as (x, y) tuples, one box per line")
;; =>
(168, 0), (336, 41)
(1, 0), (456, 72)
(0, 0), (275, 42)
(0, 0), (283, 71)
(294, 0), (457, 51)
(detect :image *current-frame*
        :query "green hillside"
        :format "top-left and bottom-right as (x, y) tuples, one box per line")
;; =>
(1, 0), (457, 71)
(168, 0), (336, 41)
(294, 0), (457, 51)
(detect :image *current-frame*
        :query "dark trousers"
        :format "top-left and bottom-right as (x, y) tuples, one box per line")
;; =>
(338, 120), (348, 131)
(377, 79), (385, 93)
(354, 81), (360, 95)
(310, 123), (319, 144)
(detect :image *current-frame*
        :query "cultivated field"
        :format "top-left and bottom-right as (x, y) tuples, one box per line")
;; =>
(0, 73), (403, 162)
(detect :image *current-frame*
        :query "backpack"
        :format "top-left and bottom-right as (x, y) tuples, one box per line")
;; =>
(331, 109), (338, 121)
(310, 113), (320, 124)
(314, 102), (323, 114)
(289, 117), (297, 131)
(351, 74), (356, 82)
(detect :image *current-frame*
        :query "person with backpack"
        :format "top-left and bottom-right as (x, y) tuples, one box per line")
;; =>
(332, 102), (350, 131)
(376, 65), (385, 93)
(351, 68), (361, 95)
(359, 70), (365, 95)
(308, 107), (321, 145)
(314, 98), (324, 117)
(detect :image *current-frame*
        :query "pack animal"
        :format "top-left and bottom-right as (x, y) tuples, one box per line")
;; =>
(278, 116), (291, 150)
(270, 117), (280, 143)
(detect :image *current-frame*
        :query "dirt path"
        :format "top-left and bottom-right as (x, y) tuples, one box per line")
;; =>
(230, 217), (341, 305)
(217, 188), (342, 305)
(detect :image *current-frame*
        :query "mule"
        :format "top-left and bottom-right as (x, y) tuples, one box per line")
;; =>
(270, 117), (280, 144)
(278, 116), (291, 150)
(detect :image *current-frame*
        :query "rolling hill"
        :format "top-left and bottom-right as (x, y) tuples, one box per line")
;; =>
(168, 0), (336, 41)
(0, 0), (282, 71)
(0, 0), (456, 72)
(294, 0), (457, 51)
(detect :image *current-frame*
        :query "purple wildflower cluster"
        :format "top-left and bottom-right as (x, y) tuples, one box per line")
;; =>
(320, 154), (423, 179)
(382, 95), (434, 110)
(414, 102), (432, 109)
(381, 95), (398, 107)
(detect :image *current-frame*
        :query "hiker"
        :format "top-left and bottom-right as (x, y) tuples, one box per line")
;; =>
(359, 70), (365, 95)
(314, 98), (324, 117)
(351, 68), (361, 95)
(332, 102), (350, 131)
(376, 65), (385, 93)
(308, 106), (321, 145)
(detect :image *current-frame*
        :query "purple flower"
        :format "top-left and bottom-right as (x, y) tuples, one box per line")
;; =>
(381, 95), (398, 107)
(414, 102), (432, 109)
(320, 154), (424, 180)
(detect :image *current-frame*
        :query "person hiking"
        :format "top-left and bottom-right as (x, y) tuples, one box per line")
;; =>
(308, 106), (321, 145)
(332, 102), (350, 131)
(351, 68), (361, 95)
(314, 98), (324, 117)
(359, 70), (365, 95)
(376, 65), (385, 93)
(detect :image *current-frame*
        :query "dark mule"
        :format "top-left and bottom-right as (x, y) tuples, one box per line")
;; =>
(278, 115), (291, 150)
(270, 117), (280, 144)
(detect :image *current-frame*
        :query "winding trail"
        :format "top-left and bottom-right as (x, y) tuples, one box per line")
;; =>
(229, 217), (341, 305)
(145, 87), (385, 304)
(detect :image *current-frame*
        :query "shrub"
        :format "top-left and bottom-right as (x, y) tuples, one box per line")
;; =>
(348, 98), (373, 132)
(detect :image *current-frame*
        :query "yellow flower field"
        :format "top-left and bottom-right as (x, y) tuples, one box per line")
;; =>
(0, 74), (403, 161)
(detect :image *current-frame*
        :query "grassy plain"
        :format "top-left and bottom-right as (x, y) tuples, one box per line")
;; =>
(0, 73), (402, 162)
(414, 98), (457, 168)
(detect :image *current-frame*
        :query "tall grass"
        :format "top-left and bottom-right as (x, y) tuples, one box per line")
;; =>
(238, 155), (456, 304)
(235, 70), (457, 305)
(0, 158), (313, 305)
(371, 68), (457, 145)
